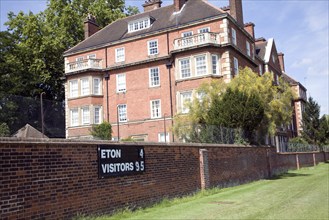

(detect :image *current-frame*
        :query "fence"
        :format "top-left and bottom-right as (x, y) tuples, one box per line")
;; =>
(0, 95), (65, 138)
(1, 138), (328, 219)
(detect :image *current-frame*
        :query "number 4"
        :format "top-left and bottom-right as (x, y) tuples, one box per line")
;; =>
(140, 149), (144, 158)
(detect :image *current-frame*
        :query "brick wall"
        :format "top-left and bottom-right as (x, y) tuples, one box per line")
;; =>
(1, 139), (328, 219)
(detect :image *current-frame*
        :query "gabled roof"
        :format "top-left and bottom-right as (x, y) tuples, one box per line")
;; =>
(12, 124), (48, 139)
(64, 0), (225, 56)
(255, 40), (267, 61)
(282, 73), (307, 91)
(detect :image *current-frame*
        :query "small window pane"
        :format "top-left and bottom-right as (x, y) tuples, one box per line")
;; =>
(118, 104), (127, 122)
(148, 40), (158, 55)
(81, 78), (89, 96)
(71, 109), (79, 126)
(70, 80), (78, 98)
(181, 92), (192, 113)
(117, 74), (126, 92)
(195, 55), (207, 76)
(212, 55), (219, 75)
(180, 58), (191, 78)
(151, 100), (161, 118)
(150, 67), (160, 87)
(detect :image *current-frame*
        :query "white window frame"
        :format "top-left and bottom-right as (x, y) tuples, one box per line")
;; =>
(179, 58), (191, 79)
(115, 47), (125, 63)
(195, 55), (207, 76)
(118, 104), (127, 122)
(70, 108), (79, 127)
(182, 31), (193, 37)
(116, 74), (126, 93)
(76, 57), (84, 68)
(158, 132), (170, 143)
(69, 79), (78, 98)
(180, 91), (192, 114)
(93, 78), (101, 95)
(81, 77), (90, 96)
(149, 67), (160, 87)
(128, 17), (151, 33)
(150, 100), (161, 119)
(94, 106), (102, 124)
(212, 54), (219, 75)
(231, 28), (237, 46)
(81, 107), (90, 125)
(87, 54), (96, 59)
(198, 27), (210, 33)
(233, 57), (239, 75)
(246, 41), (251, 56)
(148, 40), (158, 55)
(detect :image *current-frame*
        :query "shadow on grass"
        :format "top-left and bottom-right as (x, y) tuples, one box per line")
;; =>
(270, 172), (311, 180)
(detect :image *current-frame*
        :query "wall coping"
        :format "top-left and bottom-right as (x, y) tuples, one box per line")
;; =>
(0, 137), (273, 149)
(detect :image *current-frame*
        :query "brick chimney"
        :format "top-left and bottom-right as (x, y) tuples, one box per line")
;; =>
(84, 14), (99, 39)
(143, 0), (162, 12)
(244, 22), (255, 39)
(278, 52), (285, 72)
(174, 0), (188, 12)
(229, 0), (244, 27)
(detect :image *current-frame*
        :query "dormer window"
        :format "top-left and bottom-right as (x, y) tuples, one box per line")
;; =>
(128, 17), (151, 33)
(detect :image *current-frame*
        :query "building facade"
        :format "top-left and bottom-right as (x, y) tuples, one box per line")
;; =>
(63, 0), (306, 147)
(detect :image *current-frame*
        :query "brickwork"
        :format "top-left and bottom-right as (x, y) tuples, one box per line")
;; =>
(1, 139), (328, 219)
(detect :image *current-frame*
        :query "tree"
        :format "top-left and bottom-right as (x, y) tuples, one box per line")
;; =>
(90, 122), (112, 140)
(1, 0), (138, 136)
(318, 115), (329, 146)
(301, 97), (321, 145)
(0, 123), (10, 137)
(173, 67), (294, 144)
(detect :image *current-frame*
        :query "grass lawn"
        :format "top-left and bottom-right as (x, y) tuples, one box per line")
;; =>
(80, 163), (329, 220)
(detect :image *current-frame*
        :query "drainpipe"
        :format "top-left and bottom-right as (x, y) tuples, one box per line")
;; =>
(166, 31), (175, 142)
(105, 72), (109, 122)
(105, 47), (110, 122)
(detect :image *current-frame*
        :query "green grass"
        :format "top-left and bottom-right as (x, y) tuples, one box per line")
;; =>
(79, 163), (329, 220)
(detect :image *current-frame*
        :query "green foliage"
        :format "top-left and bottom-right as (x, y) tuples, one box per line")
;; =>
(173, 68), (294, 144)
(0, 123), (10, 137)
(90, 122), (112, 140)
(1, 1), (138, 135)
(289, 137), (308, 144)
(120, 137), (135, 142)
(318, 115), (329, 146)
(301, 97), (321, 145)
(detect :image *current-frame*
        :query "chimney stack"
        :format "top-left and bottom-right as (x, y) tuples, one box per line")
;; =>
(143, 0), (162, 12)
(278, 53), (285, 72)
(84, 14), (99, 39)
(229, 0), (244, 27)
(244, 22), (255, 39)
(174, 0), (188, 12)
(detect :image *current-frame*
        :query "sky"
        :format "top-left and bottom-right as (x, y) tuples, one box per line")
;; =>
(1, 0), (328, 116)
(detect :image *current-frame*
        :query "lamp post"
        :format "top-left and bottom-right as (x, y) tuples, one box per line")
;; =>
(40, 92), (45, 138)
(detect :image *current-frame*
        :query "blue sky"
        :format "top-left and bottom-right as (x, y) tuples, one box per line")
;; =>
(1, 0), (328, 116)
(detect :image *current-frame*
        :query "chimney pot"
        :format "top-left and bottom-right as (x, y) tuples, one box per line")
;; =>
(229, 0), (244, 27)
(84, 14), (99, 39)
(143, 0), (162, 12)
(278, 53), (285, 73)
(244, 22), (255, 39)
(174, 0), (188, 12)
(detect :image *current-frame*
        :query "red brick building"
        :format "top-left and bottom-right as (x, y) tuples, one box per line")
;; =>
(63, 0), (306, 147)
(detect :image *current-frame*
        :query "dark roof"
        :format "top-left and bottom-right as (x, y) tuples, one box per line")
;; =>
(64, 0), (225, 55)
(282, 73), (298, 84)
(282, 73), (307, 91)
(255, 41), (267, 61)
